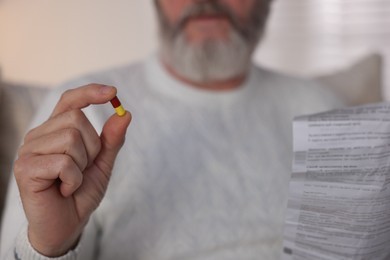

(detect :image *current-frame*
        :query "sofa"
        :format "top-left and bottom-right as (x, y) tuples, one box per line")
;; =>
(0, 83), (47, 217)
(0, 53), (384, 223)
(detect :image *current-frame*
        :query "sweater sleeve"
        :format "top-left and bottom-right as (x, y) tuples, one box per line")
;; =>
(13, 227), (79, 260)
(0, 175), (99, 260)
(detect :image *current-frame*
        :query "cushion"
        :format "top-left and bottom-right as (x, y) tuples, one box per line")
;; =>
(315, 53), (383, 106)
(0, 82), (48, 220)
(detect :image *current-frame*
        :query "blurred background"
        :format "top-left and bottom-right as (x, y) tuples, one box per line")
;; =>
(0, 0), (389, 97)
(0, 0), (389, 227)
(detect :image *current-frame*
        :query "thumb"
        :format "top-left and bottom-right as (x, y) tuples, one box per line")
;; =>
(94, 111), (132, 176)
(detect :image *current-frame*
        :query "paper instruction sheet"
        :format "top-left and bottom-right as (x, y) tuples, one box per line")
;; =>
(282, 103), (390, 260)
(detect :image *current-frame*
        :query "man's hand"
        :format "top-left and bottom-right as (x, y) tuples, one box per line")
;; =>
(14, 84), (132, 257)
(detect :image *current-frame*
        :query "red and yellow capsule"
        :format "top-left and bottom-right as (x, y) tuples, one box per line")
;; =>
(110, 96), (126, 116)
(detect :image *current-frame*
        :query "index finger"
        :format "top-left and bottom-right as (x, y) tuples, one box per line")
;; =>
(51, 84), (117, 118)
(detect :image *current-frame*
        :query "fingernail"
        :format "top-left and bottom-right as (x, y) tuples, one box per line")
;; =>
(100, 85), (114, 95)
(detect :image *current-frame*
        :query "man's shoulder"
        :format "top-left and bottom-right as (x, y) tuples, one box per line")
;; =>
(251, 64), (344, 111)
(56, 59), (148, 93)
(253, 64), (341, 98)
(251, 64), (321, 90)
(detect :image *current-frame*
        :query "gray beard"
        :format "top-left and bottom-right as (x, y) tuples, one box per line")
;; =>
(160, 30), (253, 83)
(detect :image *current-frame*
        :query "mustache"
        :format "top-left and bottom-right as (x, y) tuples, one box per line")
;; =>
(171, 1), (245, 39)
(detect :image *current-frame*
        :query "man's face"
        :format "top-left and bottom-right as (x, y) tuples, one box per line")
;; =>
(155, 0), (271, 83)
(157, 0), (261, 44)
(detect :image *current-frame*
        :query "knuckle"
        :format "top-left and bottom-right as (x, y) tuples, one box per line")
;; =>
(58, 156), (75, 173)
(63, 128), (88, 168)
(67, 109), (85, 124)
(63, 128), (82, 144)
(17, 144), (27, 157)
(13, 156), (37, 185)
(86, 83), (100, 89)
(64, 172), (83, 193)
(13, 157), (28, 180)
(73, 172), (83, 188)
(59, 89), (72, 102)
(23, 127), (38, 143)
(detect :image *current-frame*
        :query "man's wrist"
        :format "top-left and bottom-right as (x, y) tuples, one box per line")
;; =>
(15, 227), (79, 260)
(28, 230), (80, 258)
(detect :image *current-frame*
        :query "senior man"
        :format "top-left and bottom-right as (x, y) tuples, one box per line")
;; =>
(1, 0), (340, 259)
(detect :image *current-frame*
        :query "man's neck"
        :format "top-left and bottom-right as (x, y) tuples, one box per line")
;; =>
(162, 60), (246, 92)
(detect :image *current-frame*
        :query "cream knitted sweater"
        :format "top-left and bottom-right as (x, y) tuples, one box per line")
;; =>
(1, 55), (340, 260)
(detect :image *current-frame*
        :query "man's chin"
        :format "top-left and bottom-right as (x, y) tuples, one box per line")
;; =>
(161, 27), (254, 84)
(169, 56), (248, 84)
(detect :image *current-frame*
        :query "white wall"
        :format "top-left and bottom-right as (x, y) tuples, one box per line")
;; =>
(0, 0), (388, 95)
(256, 0), (390, 99)
(0, 0), (158, 87)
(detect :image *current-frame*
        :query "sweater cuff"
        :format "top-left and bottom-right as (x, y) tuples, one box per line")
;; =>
(14, 227), (79, 260)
